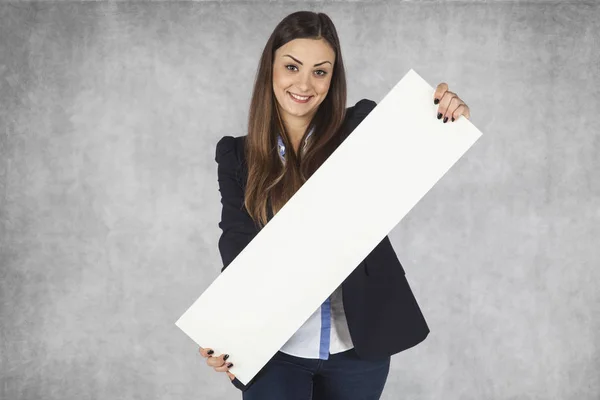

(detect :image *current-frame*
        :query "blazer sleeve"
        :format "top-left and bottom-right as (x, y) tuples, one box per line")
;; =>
(215, 136), (259, 273)
(214, 137), (265, 392)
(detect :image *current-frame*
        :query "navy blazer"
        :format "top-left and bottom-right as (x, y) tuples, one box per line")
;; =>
(215, 99), (430, 392)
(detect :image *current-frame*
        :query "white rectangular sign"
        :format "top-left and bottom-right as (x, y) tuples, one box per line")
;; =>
(176, 69), (483, 385)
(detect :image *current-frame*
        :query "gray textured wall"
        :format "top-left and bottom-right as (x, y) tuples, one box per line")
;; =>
(1, 1), (598, 399)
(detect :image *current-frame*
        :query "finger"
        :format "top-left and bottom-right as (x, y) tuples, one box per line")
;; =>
(452, 104), (470, 121)
(437, 91), (457, 122)
(206, 353), (229, 368)
(199, 347), (215, 358)
(443, 96), (462, 123)
(463, 104), (471, 119)
(226, 371), (236, 381)
(433, 82), (448, 105)
(214, 362), (234, 373)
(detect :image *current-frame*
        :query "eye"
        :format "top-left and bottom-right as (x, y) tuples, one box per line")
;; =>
(285, 65), (328, 77)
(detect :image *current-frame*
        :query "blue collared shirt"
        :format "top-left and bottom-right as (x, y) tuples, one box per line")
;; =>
(276, 126), (315, 163)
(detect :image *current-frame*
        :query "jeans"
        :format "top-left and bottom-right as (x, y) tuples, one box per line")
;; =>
(242, 348), (391, 400)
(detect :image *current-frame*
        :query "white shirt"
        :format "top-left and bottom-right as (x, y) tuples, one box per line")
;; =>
(279, 283), (354, 359)
(275, 128), (355, 359)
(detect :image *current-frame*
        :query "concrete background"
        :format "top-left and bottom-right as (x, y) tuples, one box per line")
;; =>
(1, 1), (598, 399)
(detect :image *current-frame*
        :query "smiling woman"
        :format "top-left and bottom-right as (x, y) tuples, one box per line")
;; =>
(205, 10), (431, 400)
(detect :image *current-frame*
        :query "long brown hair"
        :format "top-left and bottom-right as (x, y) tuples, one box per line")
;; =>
(244, 11), (348, 229)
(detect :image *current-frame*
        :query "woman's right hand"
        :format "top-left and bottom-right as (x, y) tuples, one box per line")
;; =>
(199, 346), (236, 381)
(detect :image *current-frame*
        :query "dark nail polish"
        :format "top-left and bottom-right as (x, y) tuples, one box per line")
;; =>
(227, 363), (234, 368)
(443, 117), (448, 123)
(451, 117), (455, 122)
(437, 113), (442, 119)
(223, 354), (229, 361)
(434, 98), (439, 105)
(207, 350), (214, 355)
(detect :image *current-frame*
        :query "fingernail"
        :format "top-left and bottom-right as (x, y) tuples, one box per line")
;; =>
(443, 117), (448, 123)
(451, 117), (455, 122)
(207, 350), (214, 355)
(434, 98), (439, 105)
(227, 363), (233, 368)
(437, 113), (442, 119)
(223, 354), (229, 361)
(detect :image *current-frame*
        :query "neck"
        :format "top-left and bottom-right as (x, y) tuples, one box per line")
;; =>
(279, 111), (313, 154)
(286, 126), (308, 154)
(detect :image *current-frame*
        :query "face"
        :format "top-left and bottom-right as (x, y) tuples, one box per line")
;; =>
(272, 38), (335, 124)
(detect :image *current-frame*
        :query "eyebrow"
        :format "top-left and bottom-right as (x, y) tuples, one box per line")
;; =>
(283, 54), (332, 67)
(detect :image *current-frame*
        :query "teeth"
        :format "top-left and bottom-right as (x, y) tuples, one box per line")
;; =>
(290, 93), (310, 101)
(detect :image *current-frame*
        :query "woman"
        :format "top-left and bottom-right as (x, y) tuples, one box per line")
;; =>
(199, 10), (471, 400)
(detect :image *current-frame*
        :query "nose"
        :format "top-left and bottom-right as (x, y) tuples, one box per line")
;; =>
(295, 71), (312, 93)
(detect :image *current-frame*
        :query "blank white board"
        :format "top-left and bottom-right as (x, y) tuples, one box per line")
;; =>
(176, 68), (483, 385)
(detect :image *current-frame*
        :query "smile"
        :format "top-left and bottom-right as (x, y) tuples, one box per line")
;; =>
(288, 92), (313, 103)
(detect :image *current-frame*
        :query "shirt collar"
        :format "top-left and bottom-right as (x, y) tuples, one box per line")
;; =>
(277, 126), (315, 163)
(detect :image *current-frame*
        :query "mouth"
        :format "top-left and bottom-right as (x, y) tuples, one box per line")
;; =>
(288, 92), (313, 104)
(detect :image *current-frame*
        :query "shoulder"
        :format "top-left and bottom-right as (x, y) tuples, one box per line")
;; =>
(215, 99), (376, 161)
(348, 99), (377, 118)
(346, 98), (377, 121)
(215, 135), (246, 165)
(341, 99), (377, 139)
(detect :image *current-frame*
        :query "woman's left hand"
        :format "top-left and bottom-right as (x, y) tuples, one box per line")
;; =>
(433, 82), (471, 123)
